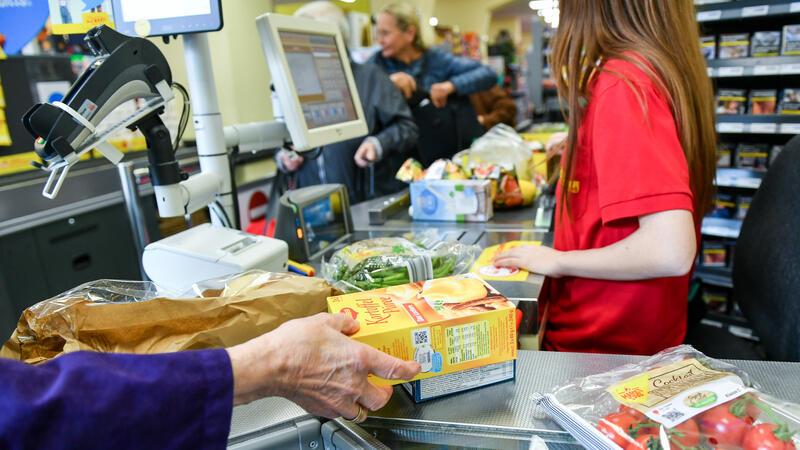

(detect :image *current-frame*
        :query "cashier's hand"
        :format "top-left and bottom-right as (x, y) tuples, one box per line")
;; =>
(354, 140), (378, 168)
(494, 245), (565, 278)
(390, 72), (417, 99)
(226, 313), (421, 419)
(430, 81), (455, 108)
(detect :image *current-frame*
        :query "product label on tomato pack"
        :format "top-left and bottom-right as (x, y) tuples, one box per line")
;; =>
(607, 358), (751, 428)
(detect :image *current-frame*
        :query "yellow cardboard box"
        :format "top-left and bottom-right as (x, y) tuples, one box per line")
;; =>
(327, 274), (517, 385)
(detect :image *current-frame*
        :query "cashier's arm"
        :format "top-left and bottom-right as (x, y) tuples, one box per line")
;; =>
(226, 313), (420, 419)
(494, 210), (696, 280)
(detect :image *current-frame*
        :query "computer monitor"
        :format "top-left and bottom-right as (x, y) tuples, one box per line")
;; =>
(111, 0), (223, 37)
(256, 14), (368, 152)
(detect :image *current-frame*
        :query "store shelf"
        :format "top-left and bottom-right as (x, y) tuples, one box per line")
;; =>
(716, 114), (800, 134)
(696, 1), (800, 23)
(716, 168), (763, 189)
(702, 216), (742, 238)
(707, 56), (800, 78)
(696, 265), (734, 289)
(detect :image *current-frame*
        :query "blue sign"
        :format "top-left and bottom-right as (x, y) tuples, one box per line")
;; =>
(0, 0), (50, 55)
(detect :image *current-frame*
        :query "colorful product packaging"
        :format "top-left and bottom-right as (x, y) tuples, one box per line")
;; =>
(736, 143), (769, 171)
(717, 142), (735, 167)
(711, 193), (737, 219)
(534, 345), (800, 450)
(402, 360), (516, 402)
(716, 89), (748, 115)
(779, 88), (800, 114)
(700, 35), (717, 60)
(702, 241), (728, 267)
(703, 286), (730, 313)
(781, 24), (800, 55)
(749, 89), (777, 115)
(737, 196), (753, 220)
(751, 31), (782, 57)
(409, 179), (494, 222)
(327, 274), (518, 386)
(718, 33), (750, 59)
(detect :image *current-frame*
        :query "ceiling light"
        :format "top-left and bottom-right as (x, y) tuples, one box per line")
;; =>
(429, 16), (439, 27)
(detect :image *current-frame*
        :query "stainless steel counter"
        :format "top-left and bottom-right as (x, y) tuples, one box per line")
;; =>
(229, 350), (800, 449)
(226, 193), (800, 449)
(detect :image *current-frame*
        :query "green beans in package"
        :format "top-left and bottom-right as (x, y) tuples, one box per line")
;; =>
(322, 233), (479, 293)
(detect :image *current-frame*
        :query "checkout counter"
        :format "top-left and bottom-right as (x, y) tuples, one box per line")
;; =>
(227, 193), (800, 449)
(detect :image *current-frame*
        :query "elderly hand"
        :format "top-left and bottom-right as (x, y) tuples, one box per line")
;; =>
(493, 245), (565, 278)
(354, 140), (377, 168)
(430, 81), (455, 108)
(389, 72), (417, 99)
(226, 313), (420, 420)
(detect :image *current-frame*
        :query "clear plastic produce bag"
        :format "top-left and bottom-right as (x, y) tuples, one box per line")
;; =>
(533, 345), (800, 450)
(322, 231), (480, 293)
(460, 123), (533, 180)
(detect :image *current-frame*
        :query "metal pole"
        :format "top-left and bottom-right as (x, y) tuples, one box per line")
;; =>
(117, 161), (150, 280)
(182, 33), (235, 227)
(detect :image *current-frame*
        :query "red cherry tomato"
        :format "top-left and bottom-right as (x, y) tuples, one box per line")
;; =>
(743, 424), (797, 450)
(669, 419), (701, 447)
(626, 434), (663, 450)
(597, 412), (640, 448)
(619, 404), (648, 422)
(699, 402), (752, 448)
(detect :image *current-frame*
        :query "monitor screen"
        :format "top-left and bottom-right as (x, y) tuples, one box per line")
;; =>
(279, 31), (358, 129)
(111, 0), (222, 37)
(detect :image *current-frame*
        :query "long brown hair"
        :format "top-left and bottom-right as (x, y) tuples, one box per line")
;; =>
(551, 0), (716, 218)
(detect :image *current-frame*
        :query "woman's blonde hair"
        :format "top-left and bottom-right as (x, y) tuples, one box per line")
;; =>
(380, 2), (426, 51)
(551, 0), (717, 218)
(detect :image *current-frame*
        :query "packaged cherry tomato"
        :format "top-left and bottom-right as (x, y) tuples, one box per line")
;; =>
(533, 345), (800, 450)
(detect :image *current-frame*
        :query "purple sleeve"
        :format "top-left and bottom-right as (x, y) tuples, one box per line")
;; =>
(0, 349), (234, 450)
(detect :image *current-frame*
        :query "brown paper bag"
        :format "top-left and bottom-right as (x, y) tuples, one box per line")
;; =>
(1, 271), (334, 364)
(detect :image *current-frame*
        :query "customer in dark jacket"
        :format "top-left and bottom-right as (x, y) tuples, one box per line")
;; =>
(371, 2), (497, 107)
(278, 2), (418, 201)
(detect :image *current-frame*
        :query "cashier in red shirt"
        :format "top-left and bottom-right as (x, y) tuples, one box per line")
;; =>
(495, 0), (718, 355)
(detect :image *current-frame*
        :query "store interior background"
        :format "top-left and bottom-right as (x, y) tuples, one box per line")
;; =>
(0, 0), (776, 360)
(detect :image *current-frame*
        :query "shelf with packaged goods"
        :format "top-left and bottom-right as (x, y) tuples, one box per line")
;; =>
(695, 265), (734, 289)
(716, 114), (800, 134)
(707, 56), (800, 78)
(702, 216), (742, 238)
(696, 0), (800, 23)
(716, 167), (763, 189)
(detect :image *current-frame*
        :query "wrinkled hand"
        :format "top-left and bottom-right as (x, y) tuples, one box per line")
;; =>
(226, 313), (421, 419)
(279, 151), (304, 172)
(430, 81), (455, 108)
(390, 72), (417, 99)
(493, 245), (564, 278)
(354, 140), (377, 168)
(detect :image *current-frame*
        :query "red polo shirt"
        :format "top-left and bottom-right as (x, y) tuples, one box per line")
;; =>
(543, 58), (695, 355)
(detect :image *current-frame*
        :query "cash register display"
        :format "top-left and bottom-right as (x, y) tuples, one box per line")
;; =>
(302, 191), (346, 255)
(112, 0), (223, 36)
(278, 31), (358, 129)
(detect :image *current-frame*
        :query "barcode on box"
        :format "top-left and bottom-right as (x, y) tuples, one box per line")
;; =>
(412, 328), (430, 346)
(661, 410), (686, 422)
